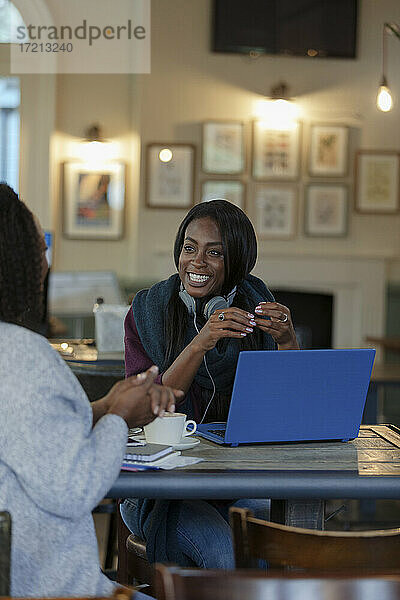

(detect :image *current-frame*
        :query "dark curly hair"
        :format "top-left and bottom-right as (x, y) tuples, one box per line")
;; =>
(0, 183), (44, 331)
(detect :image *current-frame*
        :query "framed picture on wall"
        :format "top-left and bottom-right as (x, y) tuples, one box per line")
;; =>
(355, 150), (400, 213)
(202, 121), (245, 174)
(62, 162), (125, 240)
(200, 180), (245, 208)
(305, 184), (348, 237)
(252, 121), (301, 180)
(309, 124), (349, 177)
(254, 184), (297, 238)
(145, 143), (196, 209)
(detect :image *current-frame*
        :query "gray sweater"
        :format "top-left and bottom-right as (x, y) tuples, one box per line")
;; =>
(0, 322), (128, 597)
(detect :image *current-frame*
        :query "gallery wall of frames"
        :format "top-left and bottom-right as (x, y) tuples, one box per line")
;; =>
(144, 120), (400, 241)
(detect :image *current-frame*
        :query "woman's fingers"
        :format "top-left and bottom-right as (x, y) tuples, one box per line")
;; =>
(148, 385), (184, 417)
(255, 302), (291, 324)
(213, 308), (256, 327)
(148, 386), (162, 416)
(217, 319), (254, 333)
(254, 318), (283, 333)
(124, 365), (159, 388)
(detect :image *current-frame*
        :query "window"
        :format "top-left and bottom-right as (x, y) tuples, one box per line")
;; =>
(0, 0), (26, 44)
(0, 77), (20, 191)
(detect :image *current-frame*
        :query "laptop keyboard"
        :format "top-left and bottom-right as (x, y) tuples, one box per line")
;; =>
(209, 429), (226, 438)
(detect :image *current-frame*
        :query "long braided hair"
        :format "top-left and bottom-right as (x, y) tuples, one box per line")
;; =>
(0, 183), (44, 331)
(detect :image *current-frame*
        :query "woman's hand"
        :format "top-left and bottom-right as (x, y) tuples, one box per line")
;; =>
(253, 302), (299, 350)
(193, 308), (257, 352)
(105, 366), (184, 428)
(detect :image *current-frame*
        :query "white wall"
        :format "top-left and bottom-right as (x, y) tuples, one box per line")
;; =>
(133, 0), (400, 283)
(8, 0), (400, 283)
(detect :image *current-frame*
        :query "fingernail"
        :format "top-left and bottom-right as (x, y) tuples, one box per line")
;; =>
(150, 365), (159, 374)
(245, 327), (253, 332)
(153, 405), (159, 415)
(255, 308), (262, 313)
(137, 372), (146, 381)
(249, 320), (257, 326)
(159, 409), (165, 417)
(170, 404), (175, 413)
(247, 313), (254, 318)
(240, 333), (247, 336)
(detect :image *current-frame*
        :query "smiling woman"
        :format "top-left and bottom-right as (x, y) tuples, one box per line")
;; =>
(121, 199), (299, 570)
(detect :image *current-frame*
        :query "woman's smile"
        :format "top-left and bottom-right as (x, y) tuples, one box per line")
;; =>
(186, 272), (212, 285)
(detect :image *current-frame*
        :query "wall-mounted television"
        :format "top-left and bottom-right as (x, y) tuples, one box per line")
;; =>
(212, 0), (358, 59)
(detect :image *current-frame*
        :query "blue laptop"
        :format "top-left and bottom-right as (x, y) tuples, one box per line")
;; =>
(196, 349), (375, 446)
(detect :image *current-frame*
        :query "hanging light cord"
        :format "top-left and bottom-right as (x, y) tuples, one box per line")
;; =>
(382, 22), (400, 84)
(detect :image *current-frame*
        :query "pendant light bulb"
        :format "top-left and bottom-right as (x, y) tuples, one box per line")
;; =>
(377, 81), (393, 112)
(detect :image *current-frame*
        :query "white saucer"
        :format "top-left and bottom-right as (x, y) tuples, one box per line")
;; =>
(172, 437), (200, 450)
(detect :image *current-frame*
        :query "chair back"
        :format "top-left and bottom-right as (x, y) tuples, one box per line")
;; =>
(230, 506), (400, 571)
(0, 512), (11, 596)
(155, 564), (400, 600)
(0, 590), (131, 600)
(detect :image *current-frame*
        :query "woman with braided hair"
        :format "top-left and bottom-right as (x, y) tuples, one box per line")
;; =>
(0, 183), (182, 597)
(0, 184), (46, 332)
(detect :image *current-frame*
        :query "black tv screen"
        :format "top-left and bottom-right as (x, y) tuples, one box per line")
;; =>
(213, 0), (358, 59)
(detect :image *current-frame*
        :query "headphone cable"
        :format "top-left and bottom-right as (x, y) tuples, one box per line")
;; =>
(193, 311), (216, 425)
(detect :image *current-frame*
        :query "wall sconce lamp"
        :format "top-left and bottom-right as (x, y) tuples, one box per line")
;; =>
(255, 82), (299, 129)
(84, 123), (104, 144)
(270, 81), (290, 101)
(377, 22), (400, 112)
(80, 123), (113, 165)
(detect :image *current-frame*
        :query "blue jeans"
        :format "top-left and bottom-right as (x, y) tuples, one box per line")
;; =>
(120, 498), (270, 569)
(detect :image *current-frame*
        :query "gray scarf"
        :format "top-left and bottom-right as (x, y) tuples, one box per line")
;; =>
(132, 273), (276, 392)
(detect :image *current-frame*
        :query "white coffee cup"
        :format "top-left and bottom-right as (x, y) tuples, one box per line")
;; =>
(144, 412), (197, 445)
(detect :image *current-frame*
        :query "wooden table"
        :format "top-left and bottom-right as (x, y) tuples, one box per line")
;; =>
(108, 425), (400, 529)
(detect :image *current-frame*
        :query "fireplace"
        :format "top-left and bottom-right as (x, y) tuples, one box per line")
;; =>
(254, 253), (386, 362)
(272, 289), (333, 349)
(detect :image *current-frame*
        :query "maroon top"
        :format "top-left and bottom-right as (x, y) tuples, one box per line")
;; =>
(124, 305), (163, 383)
(124, 306), (204, 420)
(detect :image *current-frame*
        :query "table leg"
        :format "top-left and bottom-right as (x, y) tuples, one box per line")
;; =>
(363, 383), (378, 424)
(270, 499), (325, 529)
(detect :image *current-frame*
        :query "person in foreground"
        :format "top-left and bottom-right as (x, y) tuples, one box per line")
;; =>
(121, 199), (299, 568)
(0, 183), (183, 598)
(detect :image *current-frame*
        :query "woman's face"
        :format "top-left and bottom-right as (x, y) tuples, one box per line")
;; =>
(178, 216), (225, 299)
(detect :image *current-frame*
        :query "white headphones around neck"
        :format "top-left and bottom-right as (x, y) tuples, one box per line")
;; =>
(179, 283), (237, 320)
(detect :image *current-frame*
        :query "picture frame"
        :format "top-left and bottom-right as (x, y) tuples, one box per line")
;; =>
(252, 121), (301, 180)
(200, 180), (245, 208)
(355, 150), (400, 214)
(305, 184), (348, 237)
(309, 124), (349, 177)
(145, 143), (196, 209)
(254, 184), (297, 239)
(202, 121), (245, 175)
(62, 161), (125, 240)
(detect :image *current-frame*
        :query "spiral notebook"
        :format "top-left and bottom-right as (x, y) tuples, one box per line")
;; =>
(124, 443), (173, 462)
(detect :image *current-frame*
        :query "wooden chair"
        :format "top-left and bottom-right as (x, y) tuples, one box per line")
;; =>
(116, 503), (154, 595)
(230, 506), (400, 571)
(154, 564), (400, 600)
(2, 588), (132, 600)
(0, 511), (11, 596)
